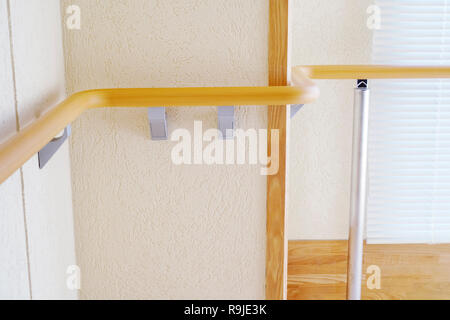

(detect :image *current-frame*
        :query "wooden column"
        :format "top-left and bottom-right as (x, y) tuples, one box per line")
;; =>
(266, 0), (290, 300)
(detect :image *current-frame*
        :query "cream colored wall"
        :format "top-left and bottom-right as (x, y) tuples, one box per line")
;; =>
(289, 0), (372, 239)
(0, 0), (76, 299)
(62, 0), (267, 299)
(61, 0), (372, 298)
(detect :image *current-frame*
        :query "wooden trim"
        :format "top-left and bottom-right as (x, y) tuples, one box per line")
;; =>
(288, 240), (450, 300)
(293, 65), (450, 79)
(266, 0), (290, 300)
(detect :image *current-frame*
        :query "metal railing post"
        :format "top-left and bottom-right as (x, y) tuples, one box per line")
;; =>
(347, 79), (370, 300)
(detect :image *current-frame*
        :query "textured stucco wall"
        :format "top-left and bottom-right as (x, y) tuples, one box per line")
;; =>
(289, 0), (372, 239)
(62, 0), (267, 299)
(0, 0), (76, 299)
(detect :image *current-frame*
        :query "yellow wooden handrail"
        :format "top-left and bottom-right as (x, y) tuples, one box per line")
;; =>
(2, 64), (450, 185)
(293, 65), (450, 80)
(0, 84), (318, 184)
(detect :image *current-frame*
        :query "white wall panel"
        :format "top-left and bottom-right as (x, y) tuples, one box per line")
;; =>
(9, 0), (76, 299)
(0, 0), (30, 300)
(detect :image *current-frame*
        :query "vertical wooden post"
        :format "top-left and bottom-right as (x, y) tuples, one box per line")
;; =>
(266, 0), (290, 300)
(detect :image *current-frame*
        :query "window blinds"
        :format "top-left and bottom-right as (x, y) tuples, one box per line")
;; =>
(367, 0), (450, 244)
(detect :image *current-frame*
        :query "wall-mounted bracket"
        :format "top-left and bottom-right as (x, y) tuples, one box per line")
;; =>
(217, 106), (234, 139)
(148, 107), (168, 140)
(290, 104), (304, 118)
(38, 125), (71, 169)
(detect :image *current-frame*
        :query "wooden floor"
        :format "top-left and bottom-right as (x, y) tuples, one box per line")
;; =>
(287, 240), (450, 300)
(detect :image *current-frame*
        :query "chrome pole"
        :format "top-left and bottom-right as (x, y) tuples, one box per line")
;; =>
(347, 80), (370, 300)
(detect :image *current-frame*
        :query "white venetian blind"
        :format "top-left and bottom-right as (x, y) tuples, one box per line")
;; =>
(367, 0), (450, 244)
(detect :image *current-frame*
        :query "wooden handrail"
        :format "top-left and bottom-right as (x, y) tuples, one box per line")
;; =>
(293, 65), (450, 80)
(3, 64), (450, 185)
(0, 85), (318, 184)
